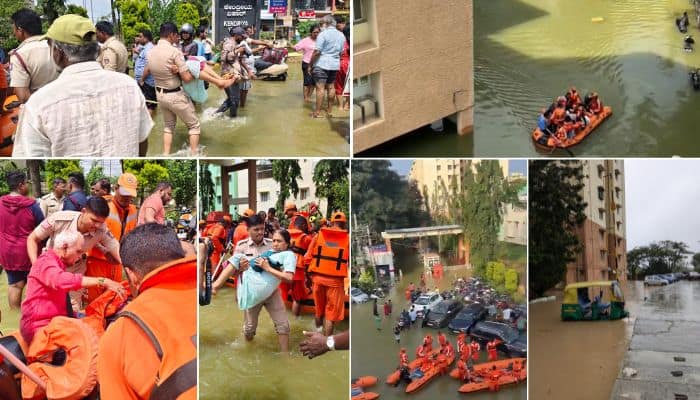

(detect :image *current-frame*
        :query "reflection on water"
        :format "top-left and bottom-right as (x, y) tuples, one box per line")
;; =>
(356, 121), (475, 157)
(351, 253), (526, 400)
(199, 286), (349, 400)
(147, 58), (350, 157)
(475, 0), (700, 156)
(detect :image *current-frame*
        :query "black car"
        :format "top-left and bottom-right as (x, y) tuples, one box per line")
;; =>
(448, 303), (486, 334)
(470, 321), (527, 357)
(423, 299), (463, 328)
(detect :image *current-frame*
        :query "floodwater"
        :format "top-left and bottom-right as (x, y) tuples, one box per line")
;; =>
(199, 285), (349, 400)
(356, 121), (475, 157)
(527, 279), (698, 399)
(351, 255), (526, 400)
(475, 0), (700, 157)
(146, 57), (350, 157)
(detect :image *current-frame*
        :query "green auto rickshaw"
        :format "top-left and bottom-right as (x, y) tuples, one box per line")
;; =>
(561, 280), (629, 321)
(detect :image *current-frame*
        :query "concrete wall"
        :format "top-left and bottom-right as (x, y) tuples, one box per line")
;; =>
(353, 0), (474, 153)
(566, 218), (627, 284)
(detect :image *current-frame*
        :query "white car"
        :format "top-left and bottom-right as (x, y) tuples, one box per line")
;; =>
(644, 275), (669, 286)
(351, 287), (369, 303)
(412, 292), (443, 318)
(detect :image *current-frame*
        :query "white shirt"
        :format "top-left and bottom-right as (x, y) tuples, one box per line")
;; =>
(13, 61), (153, 157)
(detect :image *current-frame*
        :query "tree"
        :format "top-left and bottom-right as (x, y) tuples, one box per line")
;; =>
(26, 160), (43, 198)
(693, 253), (700, 272)
(0, 0), (27, 51)
(175, 2), (199, 29)
(313, 159), (349, 215)
(0, 161), (20, 195)
(199, 162), (215, 216)
(123, 160), (169, 202)
(66, 4), (89, 17)
(44, 160), (81, 188)
(271, 160), (301, 213)
(529, 161), (587, 299)
(86, 161), (105, 189)
(150, 0), (178, 39)
(164, 160), (196, 207)
(627, 241), (692, 278)
(37, 0), (66, 24)
(116, 0), (150, 47)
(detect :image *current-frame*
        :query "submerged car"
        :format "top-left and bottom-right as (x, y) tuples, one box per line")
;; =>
(412, 292), (443, 318)
(448, 303), (486, 333)
(470, 321), (527, 357)
(350, 287), (369, 303)
(644, 275), (669, 286)
(423, 299), (463, 328)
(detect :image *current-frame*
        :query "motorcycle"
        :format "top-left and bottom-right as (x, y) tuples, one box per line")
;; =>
(176, 207), (195, 243)
(254, 43), (289, 81)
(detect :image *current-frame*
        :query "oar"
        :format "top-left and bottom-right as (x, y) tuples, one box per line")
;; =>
(0, 344), (46, 391)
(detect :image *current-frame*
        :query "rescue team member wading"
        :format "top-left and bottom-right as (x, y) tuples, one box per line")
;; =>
(98, 223), (196, 400)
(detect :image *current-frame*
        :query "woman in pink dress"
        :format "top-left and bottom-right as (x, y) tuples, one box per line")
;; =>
(294, 25), (321, 102)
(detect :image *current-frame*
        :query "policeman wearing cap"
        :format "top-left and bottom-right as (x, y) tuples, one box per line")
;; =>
(146, 22), (200, 155)
(96, 20), (129, 73)
(13, 14), (152, 157)
(215, 26), (250, 118)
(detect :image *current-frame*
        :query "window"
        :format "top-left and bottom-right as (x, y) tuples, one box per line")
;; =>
(597, 164), (605, 178)
(300, 188), (309, 200)
(354, 0), (364, 22)
(616, 221), (622, 230)
(353, 73), (382, 128)
(448, 164), (453, 170)
(615, 187), (620, 199)
(437, 165), (441, 171)
(260, 191), (269, 203)
(598, 209), (605, 219)
(600, 249), (607, 260)
(597, 186), (605, 201)
(599, 229), (605, 240)
(615, 169), (621, 180)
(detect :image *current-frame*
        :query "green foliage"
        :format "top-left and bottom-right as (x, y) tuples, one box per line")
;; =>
(0, 0), (29, 51)
(313, 160), (349, 216)
(693, 253), (700, 272)
(37, 0), (66, 24)
(123, 160), (170, 202)
(86, 161), (105, 188)
(164, 160), (196, 207)
(175, 2), (199, 29)
(485, 262), (495, 282)
(492, 262), (506, 286)
(150, 0), (178, 38)
(44, 160), (81, 188)
(260, 31), (275, 41)
(505, 269), (518, 292)
(356, 269), (377, 293)
(627, 241), (692, 279)
(296, 20), (318, 38)
(199, 162), (215, 215)
(271, 160), (301, 213)
(529, 161), (587, 299)
(117, 0), (150, 47)
(0, 161), (21, 195)
(65, 4), (88, 17)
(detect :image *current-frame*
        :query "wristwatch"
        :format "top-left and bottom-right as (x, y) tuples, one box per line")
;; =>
(326, 335), (335, 351)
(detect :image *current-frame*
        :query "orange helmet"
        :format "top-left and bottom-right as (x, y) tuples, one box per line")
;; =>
(331, 211), (347, 223)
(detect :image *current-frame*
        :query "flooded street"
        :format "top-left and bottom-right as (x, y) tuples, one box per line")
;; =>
(530, 280), (700, 399)
(199, 286), (349, 400)
(147, 57), (350, 157)
(475, 0), (700, 157)
(351, 254), (526, 400)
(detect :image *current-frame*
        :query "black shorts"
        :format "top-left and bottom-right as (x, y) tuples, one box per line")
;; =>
(312, 67), (337, 85)
(302, 62), (315, 87)
(6, 270), (28, 285)
(140, 83), (158, 110)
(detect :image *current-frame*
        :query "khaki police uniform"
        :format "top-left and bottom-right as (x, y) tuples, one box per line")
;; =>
(9, 35), (59, 93)
(147, 39), (200, 136)
(98, 36), (129, 73)
(39, 192), (65, 219)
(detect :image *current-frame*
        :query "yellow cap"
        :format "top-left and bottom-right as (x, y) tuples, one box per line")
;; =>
(44, 14), (96, 46)
(117, 173), (138, 197)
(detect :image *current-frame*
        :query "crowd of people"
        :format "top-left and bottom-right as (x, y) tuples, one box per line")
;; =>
(200, 201), (349, 354)
(535, 87), (604, 145)
(0, 169), (196, 398)
(1, 8), (350, 157)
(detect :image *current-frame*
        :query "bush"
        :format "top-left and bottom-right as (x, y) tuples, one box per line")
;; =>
(296, 20), (318, 38)
(260, 31), (275, 41)
(492, 262), (506, 286)
(356, 269), (377, 294)
(175, 2), (199, 30)
(505, 269), (518, 292)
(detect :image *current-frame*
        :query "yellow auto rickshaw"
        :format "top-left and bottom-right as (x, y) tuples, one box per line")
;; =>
(561, 280), (629, 321)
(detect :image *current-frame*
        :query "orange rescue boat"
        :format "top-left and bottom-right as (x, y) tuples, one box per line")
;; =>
(532, 106), (612, 151)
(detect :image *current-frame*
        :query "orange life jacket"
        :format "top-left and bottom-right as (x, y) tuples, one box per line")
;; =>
(307, 227), (348, 278)
(88, 200), (137, 260)
(438, 334), (447, 347)
(288, 228), (311, 266)
(416, 344), (425, 358)
(443, 343), (454, 358)
(533, 129), (544, 141)
(400, 352), (408, 366)
(116, 257), (197, 400)
(550, 107), (566, 125)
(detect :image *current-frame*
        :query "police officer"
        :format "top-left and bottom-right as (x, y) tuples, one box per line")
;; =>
(215, 27), (249, 118)
(179, 23), (199, 56)
(147, 22), (200, 155)
(96, 21), (129, 73)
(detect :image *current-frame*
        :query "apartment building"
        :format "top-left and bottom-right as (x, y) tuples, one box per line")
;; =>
(353, 0), (474, 153)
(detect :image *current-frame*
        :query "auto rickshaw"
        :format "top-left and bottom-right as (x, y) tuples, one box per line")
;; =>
(561, 280), (629, 321)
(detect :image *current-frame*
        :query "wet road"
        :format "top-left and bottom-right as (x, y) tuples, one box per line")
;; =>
(199, 286), (349, 400)
(351, 259), (526, 400)
(146, 56), (350, 157)
(475, 0), (700, 157)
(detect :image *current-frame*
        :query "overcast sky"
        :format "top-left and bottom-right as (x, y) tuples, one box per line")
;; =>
(625, 159), (700, 254)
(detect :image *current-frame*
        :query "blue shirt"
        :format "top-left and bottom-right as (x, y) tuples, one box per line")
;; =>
(62, 191), (87, 211)
(134, 42), (154, 87)
(314, 26), (346, 71)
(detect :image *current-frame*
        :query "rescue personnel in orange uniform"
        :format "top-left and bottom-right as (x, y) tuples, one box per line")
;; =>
(488, 365), (502, 392)
(457, 332), (467, 356)
(284, 201), (301, 229)
(278, 214), (312, 316)
(399, 348), (409, 369)
(437, 331), (447, 348)
(97, 223), (196, 400)
(456, 359), (471, 382)
(487, 338), (500, 361)
(304, 211), (348, 335)
(204, 217), (227, 268)
(84, 173), (138, 304)
(232, 208), (256, 250)
(469, 338), (481, 362)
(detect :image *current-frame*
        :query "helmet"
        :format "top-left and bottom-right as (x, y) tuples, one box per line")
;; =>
(180, 23), (194, 35)
(331, 211), (347, 223)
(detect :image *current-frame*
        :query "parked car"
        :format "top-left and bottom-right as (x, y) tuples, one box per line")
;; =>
(644, 275), (669, 286)
(689, 272), (700, 281)
(423, 299), (464, 328)
(470, 321), (527, 357)
(351, 287), (369, 303)
(448, 303), (486, 334)
(412, 292), (443, 318)
(660, 274), (677, 283)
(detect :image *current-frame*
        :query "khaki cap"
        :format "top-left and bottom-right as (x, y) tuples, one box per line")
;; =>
(44, 14), (96, 46)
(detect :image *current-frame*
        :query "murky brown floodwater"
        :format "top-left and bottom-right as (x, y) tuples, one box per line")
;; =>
(352, 252), (526, 400)
(147, 56), (350, 157)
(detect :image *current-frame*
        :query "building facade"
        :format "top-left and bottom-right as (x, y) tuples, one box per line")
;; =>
(353, 0), (474, 153)
(565, 160), (627, 284)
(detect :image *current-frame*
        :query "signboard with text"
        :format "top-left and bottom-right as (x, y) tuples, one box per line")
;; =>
(214, 0), (260, 43)
(298, 9), (316, 19)
(268, 0), (287, 14)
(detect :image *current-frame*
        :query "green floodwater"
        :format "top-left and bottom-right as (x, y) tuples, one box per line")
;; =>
(362, 0), (700, 157)
(146, 56), (350, 157)
(351, 252), (526, 400)
(199, 285), (350, 400)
